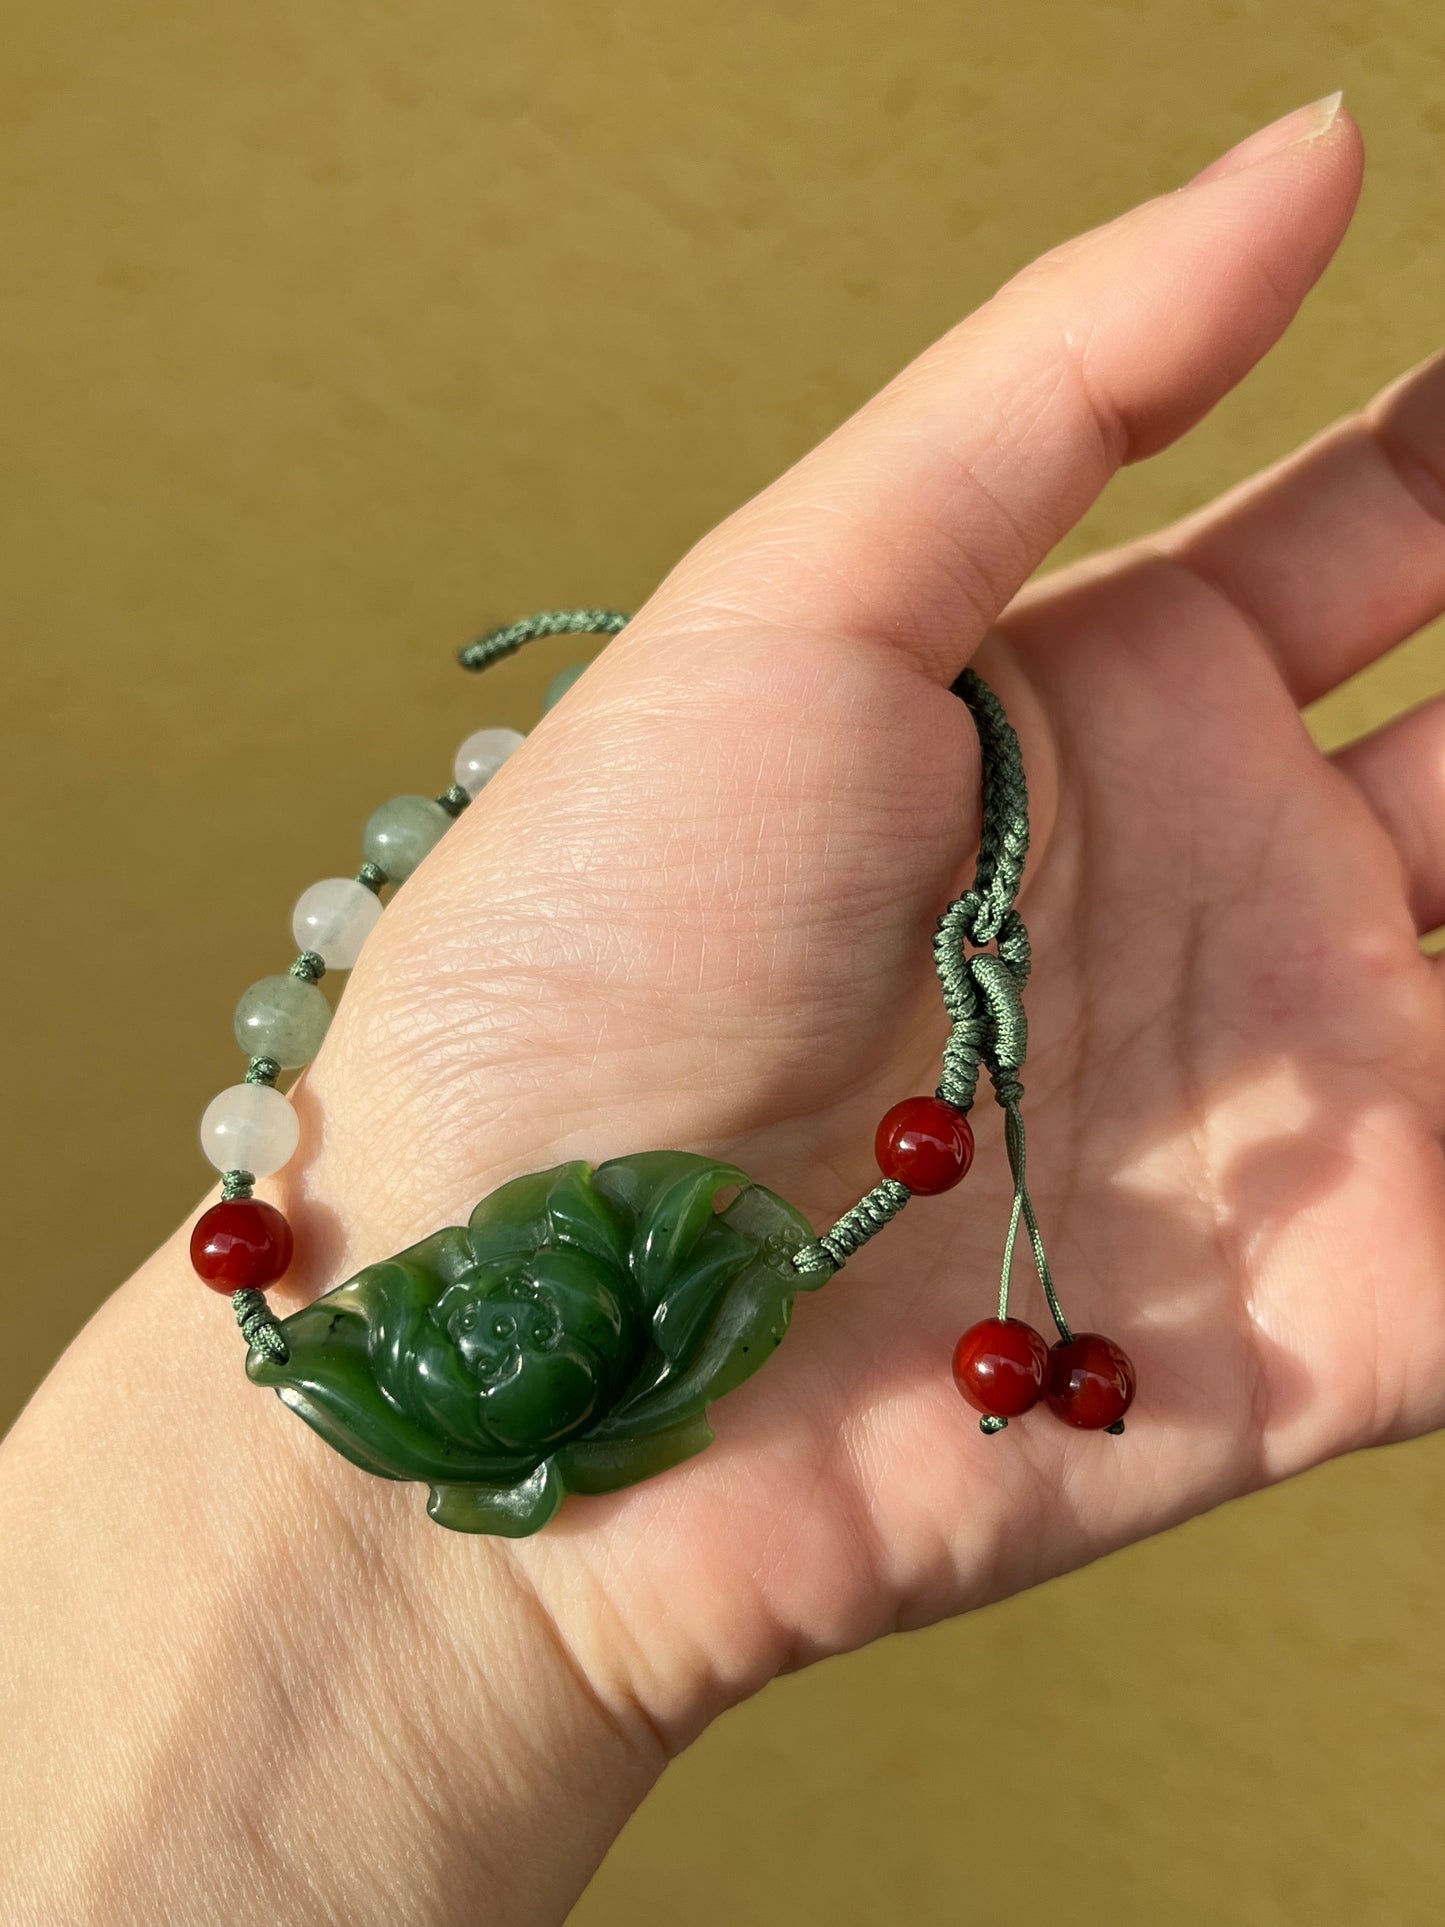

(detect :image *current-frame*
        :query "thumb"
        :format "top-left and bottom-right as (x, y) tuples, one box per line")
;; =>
(636, 93), (1361, 684)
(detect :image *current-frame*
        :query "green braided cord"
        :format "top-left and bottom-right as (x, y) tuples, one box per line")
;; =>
(234, 1288), (289, 1362)
(931, 668), (1033, 1108)
(244, 1057), (280, 1088)
(290, 951), (325, 985)
(436, 784), (471, 818)
(458, 608), (630, 673)
(221, 1169), (255, 1202)
(356, 860), (387, 894)
(792, 1179), (911, 1276)
(952, 667), (1030, 946)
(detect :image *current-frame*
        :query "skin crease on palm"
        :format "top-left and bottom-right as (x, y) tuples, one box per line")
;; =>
(9, 89), (1445, 1923)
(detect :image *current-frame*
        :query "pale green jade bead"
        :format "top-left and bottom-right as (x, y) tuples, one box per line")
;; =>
(233, 973), (332, 1068)
(362, 793), (451, 883)
(543, 662), (589, 712)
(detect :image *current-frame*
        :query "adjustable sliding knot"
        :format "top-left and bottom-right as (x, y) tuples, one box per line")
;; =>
(792, 662), (1041, 1282)
(933, 907), (1030, 1111)
(970, 953), (1027, 1067)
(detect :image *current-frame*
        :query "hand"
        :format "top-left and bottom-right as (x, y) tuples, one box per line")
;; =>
(10, 93), (1441, 1926)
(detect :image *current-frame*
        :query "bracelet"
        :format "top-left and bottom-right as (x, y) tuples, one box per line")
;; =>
(186, 609), (1135, 1536)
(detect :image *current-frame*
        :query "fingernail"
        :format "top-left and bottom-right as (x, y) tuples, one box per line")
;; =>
(1187, 91), (1344, 186)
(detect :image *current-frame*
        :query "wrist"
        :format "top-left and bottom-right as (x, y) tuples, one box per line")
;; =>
(0, 1229), (667, 1927)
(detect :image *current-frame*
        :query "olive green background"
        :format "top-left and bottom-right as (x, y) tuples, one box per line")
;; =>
(3, 3), (1443, 1921)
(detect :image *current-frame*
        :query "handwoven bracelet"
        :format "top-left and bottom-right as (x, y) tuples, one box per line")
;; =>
(187, 609), (1135, 1537)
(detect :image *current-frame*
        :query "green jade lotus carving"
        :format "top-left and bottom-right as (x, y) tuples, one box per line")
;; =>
(246, 1152), (826, 1535)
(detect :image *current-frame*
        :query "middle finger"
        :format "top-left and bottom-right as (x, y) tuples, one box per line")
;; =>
(1010, 350), (1445, 708)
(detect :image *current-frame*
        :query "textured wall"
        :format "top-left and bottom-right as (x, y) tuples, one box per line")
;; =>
(3, 3), (1443, 1921)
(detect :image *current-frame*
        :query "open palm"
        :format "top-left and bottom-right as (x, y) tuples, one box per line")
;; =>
(30, 96), (1445, 1927)
(192, 102), (1445, 1743)
(263, 97), (1445, 1742)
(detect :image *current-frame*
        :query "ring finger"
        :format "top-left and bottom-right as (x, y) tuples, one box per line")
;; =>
(1008, 348), (1445, 709)
(1329, 693), (1445, 939)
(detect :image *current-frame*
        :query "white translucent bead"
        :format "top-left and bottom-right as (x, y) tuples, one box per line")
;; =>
(292, 877), (383, 970)
(200, 1083), (300, 1177)
(453, 726), (525, 797)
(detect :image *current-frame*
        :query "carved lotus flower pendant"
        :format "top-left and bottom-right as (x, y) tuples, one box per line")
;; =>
(246, 1152), (824, 1535)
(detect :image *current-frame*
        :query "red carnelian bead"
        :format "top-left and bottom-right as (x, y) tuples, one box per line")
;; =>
(875, 1096), (975, 1195)
(189, 1198), (294, 1294)
(951, 1317), (1049, 1417)
(1046, 1333), (1136, 1430)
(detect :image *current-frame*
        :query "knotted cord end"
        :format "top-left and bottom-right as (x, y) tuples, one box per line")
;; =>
(793, 1178), (912, 1277)
(234, 1288), (289, 1364)
(459, 609), (630, 673)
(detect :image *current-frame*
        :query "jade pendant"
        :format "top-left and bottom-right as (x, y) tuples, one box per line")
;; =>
(246, 1152), (825, 1536)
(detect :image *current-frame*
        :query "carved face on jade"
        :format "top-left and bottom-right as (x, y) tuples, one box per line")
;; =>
(246, 1151), (822, 1535)
(433, 1244), (639, 1453)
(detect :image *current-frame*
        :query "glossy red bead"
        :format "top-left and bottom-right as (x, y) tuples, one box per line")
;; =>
(875, 1096), (975, 1195)
(189, 1198), (294, 1294)
(1046, 1332), (1136, 1430)
(951, 1317), (1049, 1417)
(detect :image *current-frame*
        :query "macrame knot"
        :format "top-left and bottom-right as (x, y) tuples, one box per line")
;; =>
(933, 904), (1029, 1111)
(969, 952), (1028, 1072)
